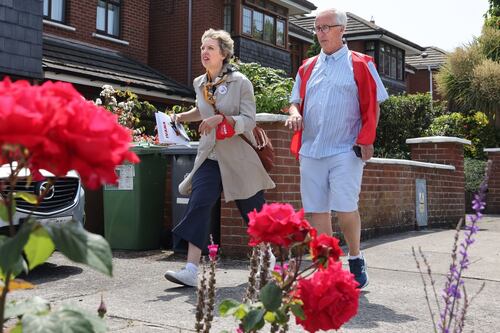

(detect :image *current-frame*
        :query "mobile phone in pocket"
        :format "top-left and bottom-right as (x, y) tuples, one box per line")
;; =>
(353, 145), (362, 158)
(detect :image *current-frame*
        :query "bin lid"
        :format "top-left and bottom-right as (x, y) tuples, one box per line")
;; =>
(131, 143), (169, 155)
(161, 142), (199, 155)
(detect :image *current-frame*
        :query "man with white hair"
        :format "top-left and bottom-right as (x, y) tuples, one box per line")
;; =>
(285, 8), (388, 289)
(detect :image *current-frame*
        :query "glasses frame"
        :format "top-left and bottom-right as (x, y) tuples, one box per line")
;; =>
(313, 24), (343, 34)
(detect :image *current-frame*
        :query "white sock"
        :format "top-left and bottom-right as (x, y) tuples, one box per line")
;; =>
(185, 263), (198, 273)
(348, 253), (363, 260)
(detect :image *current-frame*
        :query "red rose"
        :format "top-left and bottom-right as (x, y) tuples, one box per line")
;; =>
(0, 78), (139, 189)
(247, 203), (312, 247)
(310, 234), (343, 266)
(295, 260), (359, 332)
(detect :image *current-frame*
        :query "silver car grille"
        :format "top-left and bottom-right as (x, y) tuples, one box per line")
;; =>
(1, 177), (80, 214)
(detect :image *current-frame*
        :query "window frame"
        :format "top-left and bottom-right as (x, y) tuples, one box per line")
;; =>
(96, 0), (122, 38)
(376, 42), (404, 81)
(43, 0), (66, 23)
(241, 2), (287, 49)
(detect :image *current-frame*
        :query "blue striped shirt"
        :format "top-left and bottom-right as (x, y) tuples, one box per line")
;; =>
(290, 46), (389, 159)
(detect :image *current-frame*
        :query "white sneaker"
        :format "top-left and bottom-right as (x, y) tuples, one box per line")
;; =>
(258, 247), (277, 272)
(164, 268), (198, 287)
(269, 250), (277, 271)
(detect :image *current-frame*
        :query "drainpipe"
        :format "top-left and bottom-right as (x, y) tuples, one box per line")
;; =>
(187, 0), (192, 87)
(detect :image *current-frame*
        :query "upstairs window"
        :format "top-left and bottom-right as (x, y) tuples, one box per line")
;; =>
(43, 0), (66, 23)
(223, 0), (233, 33)
(378, 42), (404, 81)
(241, 1), (288, 48)
(96, 0), (121, 37)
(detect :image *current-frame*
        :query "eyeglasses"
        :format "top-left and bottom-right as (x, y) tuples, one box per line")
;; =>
(313, 24), (342, 34)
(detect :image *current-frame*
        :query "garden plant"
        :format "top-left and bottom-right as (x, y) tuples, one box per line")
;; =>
(0, 77), (139, 332)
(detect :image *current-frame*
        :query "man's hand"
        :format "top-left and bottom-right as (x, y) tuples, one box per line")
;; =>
(285, 103), (303, 131)
(356, 144), (374, 161)
(198, 114), (223, 135)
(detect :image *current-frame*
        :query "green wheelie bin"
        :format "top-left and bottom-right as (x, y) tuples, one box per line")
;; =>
(104, 144), (167, 250)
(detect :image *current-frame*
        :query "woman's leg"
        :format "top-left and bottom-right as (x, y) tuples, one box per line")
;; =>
(234, 190), (265, 223)
(165, 160), (222, 286)
(234, 191), (275, 270)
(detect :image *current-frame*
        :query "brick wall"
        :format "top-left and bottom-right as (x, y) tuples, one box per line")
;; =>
(485, 149), (500, 214)
(160, 118), (468, 257)
(149, 0), (224, 86)
(0, 0), (43, 79)
(43, 0), (149, 63)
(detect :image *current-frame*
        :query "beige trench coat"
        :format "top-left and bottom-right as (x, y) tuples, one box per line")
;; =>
(178, 69), (275, 202)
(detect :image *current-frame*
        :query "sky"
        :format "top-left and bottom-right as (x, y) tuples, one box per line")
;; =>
(310, 0), (490, 51)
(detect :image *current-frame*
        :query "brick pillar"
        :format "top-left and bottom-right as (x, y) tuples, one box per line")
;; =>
(484, 148), (500, 214)
(220, 113), (299, 258)
(406, 136), (470, 216)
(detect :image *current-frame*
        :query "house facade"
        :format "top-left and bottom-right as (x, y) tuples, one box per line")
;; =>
(290, 13), (447, 97)
(150, 0), (316, 86)
(1, 0), (318, 101)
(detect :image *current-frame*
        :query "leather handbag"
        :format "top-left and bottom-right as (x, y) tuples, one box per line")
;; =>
(239, 126), (275, 173)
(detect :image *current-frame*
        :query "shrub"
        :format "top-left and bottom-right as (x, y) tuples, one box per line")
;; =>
(425, 111), (496, 159)
(235, 62), (293, 114)
(464, 158), (487, 192)
(375, 93), (445, 158)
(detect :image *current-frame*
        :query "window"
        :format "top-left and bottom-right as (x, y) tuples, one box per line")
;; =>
(276, 20), (285, 47)
(96, 0), (121, 37)
(43, 0), (66, 23)
(263, 15), (274, 43)
(242, 3), (287, 48)
(378, 42), (404, 81)
(365, 41), (375, 59)
(223, 0), (233, 33)
(243, 7), (252, 34)
(252, 11), (263, 40)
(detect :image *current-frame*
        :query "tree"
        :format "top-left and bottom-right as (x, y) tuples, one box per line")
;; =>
(307, 34), (321, 57)
(435, 26), (500, 128)
(484, 0), (500, 29)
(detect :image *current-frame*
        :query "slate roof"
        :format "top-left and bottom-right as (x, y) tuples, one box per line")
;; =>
(42, 34), (194, 101)
(290, 12), (423, 54)
(289, 21), (314, 42)
(405, 46), (448, 70)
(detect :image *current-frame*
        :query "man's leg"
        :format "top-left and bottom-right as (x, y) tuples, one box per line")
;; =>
(309, 212), (332, 236)
(329, 152), (367, 288)
(337, 210), (361, 256)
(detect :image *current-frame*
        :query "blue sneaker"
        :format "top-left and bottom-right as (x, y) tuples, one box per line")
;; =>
(348, 255), (369, 289)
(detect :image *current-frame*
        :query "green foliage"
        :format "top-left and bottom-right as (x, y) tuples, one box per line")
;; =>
(484, 0), (500, 29)
(425, 111), (497, 159)
(0, 160), (113, 332)
(168, 104), (200, 141)
(478, 26), (500, 61)
(375, 93), (445, 158)
(235, 62), (294, 114)
(43, 221), (113, 276)
(307, 34), (321, 57)
(464, 158), (487, 192)
(435, 26), (500, 128)
(98, 85), (158, 142)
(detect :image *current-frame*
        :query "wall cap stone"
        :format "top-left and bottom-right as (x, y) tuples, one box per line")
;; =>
(256, 113), (288, 122)
(368, 158), (455, 170)
(484, 148), (500, 152)
(406, 136), (471, 145)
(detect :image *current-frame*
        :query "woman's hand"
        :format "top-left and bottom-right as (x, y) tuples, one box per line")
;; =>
(198, 114), (224, 135)
(171, 112), (182, 124)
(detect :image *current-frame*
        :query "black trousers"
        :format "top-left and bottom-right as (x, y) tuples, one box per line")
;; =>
(172, 159), (265, 250)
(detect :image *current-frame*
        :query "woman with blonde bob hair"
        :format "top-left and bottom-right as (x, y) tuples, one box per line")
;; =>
(164, 29), (275, 287)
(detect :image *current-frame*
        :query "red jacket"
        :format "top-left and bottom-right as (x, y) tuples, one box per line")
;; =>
(290, 51), (378, 159)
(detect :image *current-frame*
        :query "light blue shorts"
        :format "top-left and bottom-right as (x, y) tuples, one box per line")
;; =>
(300, 151), (364, 213)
